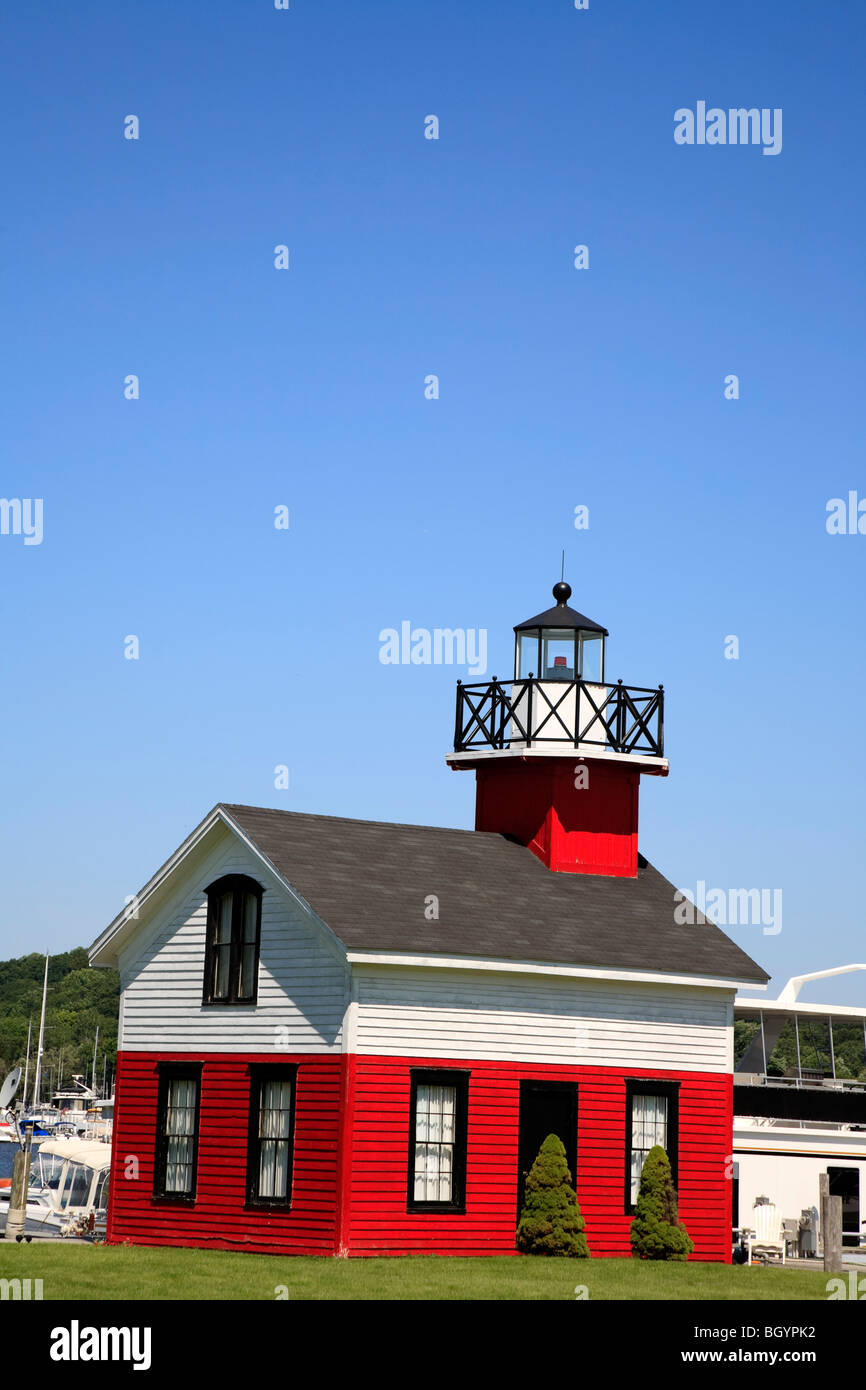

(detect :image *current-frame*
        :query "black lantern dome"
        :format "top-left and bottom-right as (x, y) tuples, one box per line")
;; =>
(513, 582), (607, 683)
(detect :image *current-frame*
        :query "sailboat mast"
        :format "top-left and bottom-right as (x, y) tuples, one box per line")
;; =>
(32, 954), (49, 1108)
(22, 1017), (32, 1112)
(91, 1026), (99, 1094)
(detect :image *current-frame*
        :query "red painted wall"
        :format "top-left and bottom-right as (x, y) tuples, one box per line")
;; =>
(109, 1051), (343, 1256)
(344, 1057), (732, 1260)
(474, 758), (640, 877)
(108, 1052), (732, 1261)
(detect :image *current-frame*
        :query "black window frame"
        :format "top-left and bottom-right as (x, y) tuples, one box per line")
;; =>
(624, 1078), (681, 1215)
(202, 873), (263, 1006)
(406, 1069), (470, 1214)
(153, 1062), (203, 1204)
(245, 1064), (298, 1210)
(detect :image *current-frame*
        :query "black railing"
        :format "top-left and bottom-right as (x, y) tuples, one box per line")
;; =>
(454, 676), (664, 757)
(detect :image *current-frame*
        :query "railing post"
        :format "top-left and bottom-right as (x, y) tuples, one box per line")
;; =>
(574, 677), (581, 749)
(616, 679), (624, 752)
(454, 680), (463, 752)
(657, 684), (664, 756)
(527, 674), (534, 748)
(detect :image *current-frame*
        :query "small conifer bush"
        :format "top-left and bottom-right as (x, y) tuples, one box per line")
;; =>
(516, 1133), (590, 1257)
(629, 1144), (694, 1261)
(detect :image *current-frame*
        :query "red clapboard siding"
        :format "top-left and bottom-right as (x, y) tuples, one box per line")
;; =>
(108, 1052), (732, 1261)
(108, 1051), (343, 1256)
(344, 1057), (732, 1260)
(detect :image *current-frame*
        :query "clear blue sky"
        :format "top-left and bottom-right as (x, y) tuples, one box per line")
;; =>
(3, 1), (865, 1004)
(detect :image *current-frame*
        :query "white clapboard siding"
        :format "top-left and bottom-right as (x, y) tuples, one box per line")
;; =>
(353, 966), (733, 1072)
(117, 824), (349, 1054)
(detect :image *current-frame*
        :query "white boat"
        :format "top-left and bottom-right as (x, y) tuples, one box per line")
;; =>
(0, 1137), (111, 1239)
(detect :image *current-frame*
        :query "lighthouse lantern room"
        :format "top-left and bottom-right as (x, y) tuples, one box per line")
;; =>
(448, 581), (668, 879)
(514, 580), (607, 683)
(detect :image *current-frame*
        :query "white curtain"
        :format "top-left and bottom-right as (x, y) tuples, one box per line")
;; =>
(630, 1093), (668, 1203)
(414, 1084), (456, 1202)
(165, 1078), (197, 1193)
(258, 1079), (292, 1198)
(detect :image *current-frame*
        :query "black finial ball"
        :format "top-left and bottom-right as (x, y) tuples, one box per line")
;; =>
(552, 581), (572, 605)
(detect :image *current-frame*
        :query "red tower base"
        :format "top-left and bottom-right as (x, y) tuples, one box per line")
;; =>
(474, 756), (643, 878)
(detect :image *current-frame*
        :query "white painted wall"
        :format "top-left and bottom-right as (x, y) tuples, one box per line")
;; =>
(111, 817), (736, 1070)
(116, 822), (349, 1053)
(353, 965), (734, 1071)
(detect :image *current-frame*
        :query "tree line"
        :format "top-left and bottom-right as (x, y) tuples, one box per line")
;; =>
(0, 949), (119, 1100)
(734, 1017), (866, 1080)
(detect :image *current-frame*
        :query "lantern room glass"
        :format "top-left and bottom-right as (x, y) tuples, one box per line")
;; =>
(516, 632), (537, 679)
(579, 633), (604, 683)
(541, 630), (576, 680)
(515, 629), (605, 682)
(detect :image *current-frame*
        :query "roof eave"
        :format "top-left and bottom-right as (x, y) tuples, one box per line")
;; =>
(346, 949), (768, 992)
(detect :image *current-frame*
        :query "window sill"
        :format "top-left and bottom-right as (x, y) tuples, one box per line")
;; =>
(406, 1203), (467, 1215)
(201, 999), (259, 1008)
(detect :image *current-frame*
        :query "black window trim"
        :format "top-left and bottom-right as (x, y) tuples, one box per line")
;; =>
(245, 1063), (299, 1210)
(624, 1078), (681, 1215)
(406, 1068), (470, 1214)
(202, 873), (263, 1006)
(153, 1061), (204, 1204)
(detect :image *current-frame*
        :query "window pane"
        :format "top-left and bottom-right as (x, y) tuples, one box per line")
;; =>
(210, 891), (234, 999)
(259, 1140), (289, 1198)
(516, 633), (538, 679)
(579, 634), (603, 683)
(243, 893), (258, 943)
(415, 1085), (430, 1141)
(216, 892), (233, 943)
(164, 1077), (197, 1194)
(255, 1078), (292, 1200)
(259, 1080), (292, 1139)
(413, 1082), (457, 1203)
(94, 1170), (110, 1210)
(541, 630), (575, 680)
(60, 1163), (91, 1210)
(631, 1094), (669, 1203)
(240, 943), (257, 999)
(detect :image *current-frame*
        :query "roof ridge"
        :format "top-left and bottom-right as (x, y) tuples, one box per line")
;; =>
(220, 802), (491, 839)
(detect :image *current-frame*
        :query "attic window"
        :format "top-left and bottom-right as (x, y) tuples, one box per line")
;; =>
(202, 874), (263, 1005)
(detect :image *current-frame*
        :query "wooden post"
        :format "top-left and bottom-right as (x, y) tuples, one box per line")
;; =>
(820, 1173), (844, 1273)
(824, 1196), (843, 1274)
(3, 1125), (33, 1241)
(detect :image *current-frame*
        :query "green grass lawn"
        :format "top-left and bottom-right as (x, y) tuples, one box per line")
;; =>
(0, 1244), (838, 1300)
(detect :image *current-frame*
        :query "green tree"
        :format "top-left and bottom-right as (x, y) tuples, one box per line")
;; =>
(0, 948), (118, 1088)
(629, 1145), (694, 1261)
(516, 1133), (590, 1257)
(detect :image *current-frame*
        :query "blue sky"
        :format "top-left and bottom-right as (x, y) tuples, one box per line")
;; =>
(2, 1), (865, 1004)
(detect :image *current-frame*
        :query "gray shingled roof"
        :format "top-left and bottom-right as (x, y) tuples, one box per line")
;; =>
(222, 804), (768, 984)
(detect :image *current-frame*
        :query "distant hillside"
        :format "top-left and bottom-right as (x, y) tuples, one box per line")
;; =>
(0, 949), (119, 1099)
